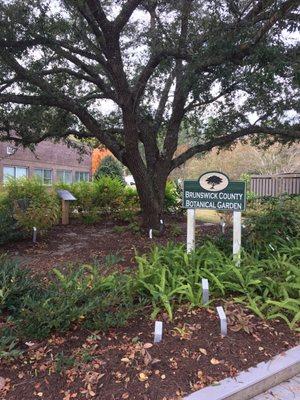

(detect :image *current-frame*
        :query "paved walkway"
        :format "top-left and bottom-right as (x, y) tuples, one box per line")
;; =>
(252, 375), (300, 399)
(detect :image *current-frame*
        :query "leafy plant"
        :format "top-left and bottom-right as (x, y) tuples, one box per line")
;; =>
(54, 352), (76, 373)
(0, 329), (22, 360)
(171, 324), (192, 340)
(93, 176), (125, 212)
(4, 177), (60, 232)
(169, 224), (182, 237)
(134, 239), (300, 326)
(244, 196), (300, 250)
(81, 209), (101, 224)
(94, 155), (125, 183)
(0, 194), (25, 245)
(15, 265), (137, 339)
(0, 256), (41, 313)
(113, 225), (127, 234)
(128, 221), (141, 234)
(226, 303), (256, 334)
(164, 180), (181, 213)
(103, 252), (125, 267)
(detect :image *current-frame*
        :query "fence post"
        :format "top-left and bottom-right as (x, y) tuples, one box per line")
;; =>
(187, 209), (195, 253)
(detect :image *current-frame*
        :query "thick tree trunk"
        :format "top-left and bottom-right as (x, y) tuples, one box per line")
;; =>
(121, 110), (169, 231)
(129, 166), (167, 231)
(139, 188), (162, 230)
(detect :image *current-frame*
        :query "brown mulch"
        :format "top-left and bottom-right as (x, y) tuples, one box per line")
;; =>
(0, 305), (298, 400)
(1, 217), (297, 399)
(0, 216), (220, 275)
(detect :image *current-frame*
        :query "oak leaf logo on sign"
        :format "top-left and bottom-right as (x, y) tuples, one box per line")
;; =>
(199, 172), (229, 192)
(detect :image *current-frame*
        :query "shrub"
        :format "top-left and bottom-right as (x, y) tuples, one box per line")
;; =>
(94, 155), (124, 183)
(0, 256), (41, 314)
(4, 178), (60, 232)
(55, 181), (95, 213)
(244, 196), (300, 250)
(93, 176), (125, 212)
(58, 178), (182, 223)
(117, 186), (140, 221)
(164, 180), (181, 213)
(0, 194), (24, 245)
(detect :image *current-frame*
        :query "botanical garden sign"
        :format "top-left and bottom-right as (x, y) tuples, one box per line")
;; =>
(183, 172), (246, 211)
(183, 172), (246, 261)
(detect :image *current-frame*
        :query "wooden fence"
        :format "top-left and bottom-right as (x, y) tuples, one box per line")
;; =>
(250, 173), (300, 197)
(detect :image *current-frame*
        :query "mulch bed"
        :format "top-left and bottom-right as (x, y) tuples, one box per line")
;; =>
(1, 218), (297, 399)
(0, 304), (298, 400)
(0, 216), (221, 275)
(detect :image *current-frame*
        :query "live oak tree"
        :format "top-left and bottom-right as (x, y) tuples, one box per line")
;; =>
(0, 0), (299, 229)
(206, 175), (223, 189)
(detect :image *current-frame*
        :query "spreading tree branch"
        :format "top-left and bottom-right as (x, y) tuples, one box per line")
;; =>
(170, 126), (300, 170)
(114, 0), (143, 32)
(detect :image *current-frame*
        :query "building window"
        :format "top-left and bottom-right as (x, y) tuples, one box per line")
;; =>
(34, 168), (52, 185)
(57, 170), (72, 184)
(75, 171), (89, 182)
(3, 166), (28, 182)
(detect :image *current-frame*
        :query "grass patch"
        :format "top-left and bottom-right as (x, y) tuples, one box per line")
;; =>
(196, 209), (220, 223)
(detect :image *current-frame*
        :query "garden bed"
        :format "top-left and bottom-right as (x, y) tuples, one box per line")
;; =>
(0, 304), (298, 400)
(0, 216), (221, 274)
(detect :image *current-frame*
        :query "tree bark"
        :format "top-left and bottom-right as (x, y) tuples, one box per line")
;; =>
(129, 163), (168, 231)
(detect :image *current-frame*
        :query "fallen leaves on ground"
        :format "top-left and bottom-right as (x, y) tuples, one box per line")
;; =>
(138, 372), (148, 382)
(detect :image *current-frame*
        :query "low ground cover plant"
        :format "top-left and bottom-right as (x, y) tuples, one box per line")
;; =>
(135, 239), (300, 328)
(0, 260), (137, 350)
(0, 234), (299, 358)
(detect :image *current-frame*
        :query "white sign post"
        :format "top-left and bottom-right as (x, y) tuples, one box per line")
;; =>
(233, 211), (242, 265)
(184, 172), (245, 261)
(187, 209), (195, 253)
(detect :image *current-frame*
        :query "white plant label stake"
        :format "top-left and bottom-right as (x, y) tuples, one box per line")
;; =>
(233, 211), (241, 266)
(216, 306), (227, 336)
(221, 220), (226, 234)
(187, 209), (195, 253)
(202, 278), (209, 304)
(32, 227), (37, 243)
(149, 229), (153, 239)
(154, 321), (163, 343)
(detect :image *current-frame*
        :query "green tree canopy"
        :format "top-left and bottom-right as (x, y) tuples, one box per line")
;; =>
(94, 155), (125, 182)
(0, 0), (299, 227)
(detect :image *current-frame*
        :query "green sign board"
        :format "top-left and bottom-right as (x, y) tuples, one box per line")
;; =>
(183, 172), (246, 211)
